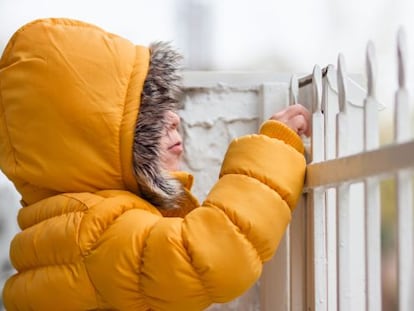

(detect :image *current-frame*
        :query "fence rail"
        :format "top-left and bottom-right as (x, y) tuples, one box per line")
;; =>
(305, 140), (414, 189)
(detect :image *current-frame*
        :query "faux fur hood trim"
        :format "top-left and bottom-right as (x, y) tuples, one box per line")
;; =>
(132, 42), (185, 210)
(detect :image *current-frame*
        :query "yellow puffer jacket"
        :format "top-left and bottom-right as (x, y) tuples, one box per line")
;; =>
(0, 18), (306, 311)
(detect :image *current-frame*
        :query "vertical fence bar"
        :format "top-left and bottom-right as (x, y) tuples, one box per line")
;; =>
(289, 75), (308, 311)
(259, 83), (291, 311)
(322, 65), (338, 311)
(363, 41), (382, 311)
(394, 28), (414, 311)
(308, 65), (328, 311)
(290, 75), (299, 107)
(335, 54), (352, 311)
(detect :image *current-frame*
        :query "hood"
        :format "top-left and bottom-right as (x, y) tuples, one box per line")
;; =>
(0, 18), (184, 209)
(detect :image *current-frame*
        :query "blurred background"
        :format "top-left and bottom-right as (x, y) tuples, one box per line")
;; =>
(1, 0), (413, 310)
(1, 0), (414, 112)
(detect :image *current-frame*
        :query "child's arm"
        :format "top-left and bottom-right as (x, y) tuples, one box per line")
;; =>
(135, 105), (309, 310)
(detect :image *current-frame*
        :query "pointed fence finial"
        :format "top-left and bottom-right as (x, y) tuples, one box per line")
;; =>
(337, 54), (347, 113)
(312, 65), (323, 113)
(397, 27), (407, 89)
(289, 75), (299, 106)
(366, 41), (377, 98)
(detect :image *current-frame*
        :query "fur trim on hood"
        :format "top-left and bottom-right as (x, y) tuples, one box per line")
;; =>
(133, 42), (186, 210)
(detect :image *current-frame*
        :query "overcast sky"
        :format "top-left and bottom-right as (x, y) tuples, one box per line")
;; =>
(1, 0), (414, 119)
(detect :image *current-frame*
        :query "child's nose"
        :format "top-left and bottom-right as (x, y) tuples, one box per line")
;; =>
(167, 111), (180, 129)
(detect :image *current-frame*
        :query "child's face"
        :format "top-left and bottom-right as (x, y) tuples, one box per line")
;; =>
(159, 111), (183, 171)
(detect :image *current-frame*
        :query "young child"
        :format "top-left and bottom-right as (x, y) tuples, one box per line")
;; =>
(0, 18), (310, 311)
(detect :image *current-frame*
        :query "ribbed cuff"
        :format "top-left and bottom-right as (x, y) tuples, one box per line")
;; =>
(259, 120), (305, 154)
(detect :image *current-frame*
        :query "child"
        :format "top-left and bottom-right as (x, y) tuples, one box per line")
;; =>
(0, 18), (310, 311)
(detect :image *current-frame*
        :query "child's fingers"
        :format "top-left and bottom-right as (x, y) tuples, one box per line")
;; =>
(270, 104), (310, 122)
(269, 104), (312, 137)
(287, 114), (311, 137)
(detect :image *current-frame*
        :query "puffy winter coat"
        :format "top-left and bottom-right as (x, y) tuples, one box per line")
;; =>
(0, 18), (306, 311)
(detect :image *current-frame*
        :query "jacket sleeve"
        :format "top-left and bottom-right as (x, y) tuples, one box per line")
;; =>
(141, 121), (306, 310)
(86, 120), (307, 311)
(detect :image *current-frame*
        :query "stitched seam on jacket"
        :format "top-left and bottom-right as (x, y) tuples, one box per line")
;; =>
(203, 202), (264, 264)
(61, 193), (100, 251)
(181, 217), (217, 304)
(216, 173), (286, 202)
(15, 260), (103, 309)
(0, 77), (18, 176)
(137, 218), (162, 310)
(83, 209), (153, 310)
(76, 195), (143, 256)
(16, 193), (98, 271)
(81, 258), (102, 308)
(203, 172), (282, 261)
(15, 258), (82, 271)
(220, 170), (293, 204)
(118, 48), (136, 190)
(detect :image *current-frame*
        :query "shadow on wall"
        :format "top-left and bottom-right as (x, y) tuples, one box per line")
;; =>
(0, 172), (20, 310)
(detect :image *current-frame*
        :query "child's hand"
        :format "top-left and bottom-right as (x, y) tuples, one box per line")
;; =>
(269, 104), (311, 137)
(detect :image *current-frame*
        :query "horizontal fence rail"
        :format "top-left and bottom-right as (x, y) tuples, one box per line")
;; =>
(305, 139), (414, 189)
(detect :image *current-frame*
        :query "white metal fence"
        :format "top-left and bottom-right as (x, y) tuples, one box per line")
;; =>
(260, 29), (414, 311)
